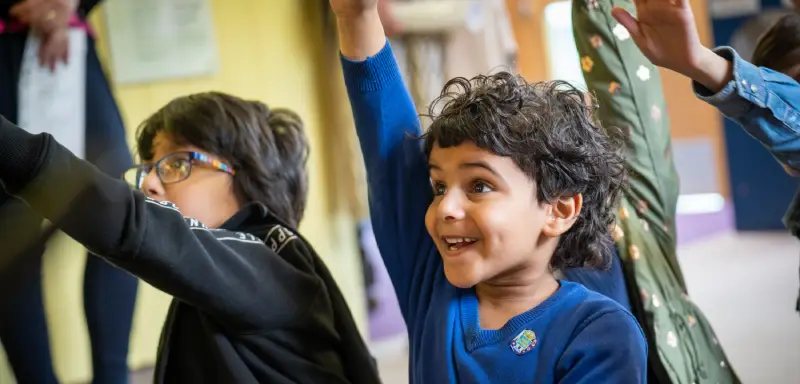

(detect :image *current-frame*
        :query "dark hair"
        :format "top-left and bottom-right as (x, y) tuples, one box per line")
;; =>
(136, 92), (309, 228)
(422, 72), (626, 270)
(752, 13), (800, 72)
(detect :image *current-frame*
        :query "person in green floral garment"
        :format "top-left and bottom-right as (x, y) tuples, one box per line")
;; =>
(571, 0), (740, 382)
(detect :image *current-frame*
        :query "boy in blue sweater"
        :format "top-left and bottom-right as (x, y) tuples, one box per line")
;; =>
(330, 0), (647, 382)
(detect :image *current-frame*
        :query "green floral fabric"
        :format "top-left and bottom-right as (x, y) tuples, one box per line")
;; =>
(572, 0), (740, 382)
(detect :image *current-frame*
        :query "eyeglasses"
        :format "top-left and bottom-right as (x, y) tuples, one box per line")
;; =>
(123, 151), (235, 190)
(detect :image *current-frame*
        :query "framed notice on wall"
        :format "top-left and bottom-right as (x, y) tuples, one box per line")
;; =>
(103, 0), (220, 84)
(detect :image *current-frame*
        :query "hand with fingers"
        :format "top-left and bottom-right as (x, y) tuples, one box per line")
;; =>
(11, 0), (78, 71)
(38, 27), (69, 72)
(612, 0), (734, 92)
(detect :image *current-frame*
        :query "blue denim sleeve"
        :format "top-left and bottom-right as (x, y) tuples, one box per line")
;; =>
(693, 47), (800, 175)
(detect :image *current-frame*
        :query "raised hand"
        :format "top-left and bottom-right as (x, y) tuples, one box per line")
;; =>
(612, 0), (732, 91)
(611, 0), (705, 75)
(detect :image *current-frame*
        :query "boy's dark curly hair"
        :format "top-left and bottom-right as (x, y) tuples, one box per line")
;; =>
(136, 92), (309, 228)
(421, 72), (626, 270)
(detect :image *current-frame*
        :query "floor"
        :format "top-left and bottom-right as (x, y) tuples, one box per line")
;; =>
(677, 231), (800, 383)
(127, 229), (799, 384)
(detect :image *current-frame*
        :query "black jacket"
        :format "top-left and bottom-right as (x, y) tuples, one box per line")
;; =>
(0, 115), (382, 383)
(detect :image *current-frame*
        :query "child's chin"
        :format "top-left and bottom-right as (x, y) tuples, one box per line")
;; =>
(443, 266), (481, 289)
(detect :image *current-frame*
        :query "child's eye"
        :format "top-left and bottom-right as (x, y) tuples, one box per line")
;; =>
(432, 182), (446, 196)
(471, 180), (493, 194)
(171, 159), (190, 170)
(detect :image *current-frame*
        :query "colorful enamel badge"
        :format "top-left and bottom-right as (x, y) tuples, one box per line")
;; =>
(510, 330), (537, 355)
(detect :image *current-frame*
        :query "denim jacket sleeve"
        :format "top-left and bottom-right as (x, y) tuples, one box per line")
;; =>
(693, 46), (800, 176)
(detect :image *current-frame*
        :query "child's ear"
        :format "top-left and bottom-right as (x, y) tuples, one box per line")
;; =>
(542, 193), (583, 238)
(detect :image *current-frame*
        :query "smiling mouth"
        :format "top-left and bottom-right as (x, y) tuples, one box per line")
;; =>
(442, 237), (478, 252)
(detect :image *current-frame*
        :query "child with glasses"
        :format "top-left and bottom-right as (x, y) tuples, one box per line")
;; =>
(0, 91), (381, 383)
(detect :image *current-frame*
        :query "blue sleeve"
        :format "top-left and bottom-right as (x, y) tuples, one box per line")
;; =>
(561, 246), (631, 311)
(556, 310), (647, 383)
(694, 47), (800, 175)
(339, 41), (439, 323)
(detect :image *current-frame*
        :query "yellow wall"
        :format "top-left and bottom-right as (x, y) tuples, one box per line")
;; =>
(0, 1), (367, 382)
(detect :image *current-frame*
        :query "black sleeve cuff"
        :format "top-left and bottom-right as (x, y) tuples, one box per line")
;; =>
(0, 115), (49, 195)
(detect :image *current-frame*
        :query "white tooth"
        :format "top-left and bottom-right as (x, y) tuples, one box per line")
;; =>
(465, 238), (475, 243)
(449, 245), (457, 251)
(455, 238), (463, 243)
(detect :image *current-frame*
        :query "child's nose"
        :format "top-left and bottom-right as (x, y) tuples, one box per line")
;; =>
(141, 170), (165, 199)
(438, 190), (466, 221)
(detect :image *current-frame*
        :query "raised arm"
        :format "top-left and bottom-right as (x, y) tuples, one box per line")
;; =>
(0, 116), (323, 331)
(331, 0), (386, 60)
(614, 0), (800, 173)
(330, 0), (438, 320)
(691, 50), (800, 172)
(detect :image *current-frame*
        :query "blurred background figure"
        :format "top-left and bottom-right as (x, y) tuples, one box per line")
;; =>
(729, 0), (798, 61)
(739, 11), (800, 314)
(0, 0), (138, 383)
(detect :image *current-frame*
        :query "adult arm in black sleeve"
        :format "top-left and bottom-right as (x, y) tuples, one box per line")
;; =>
(0, 115), (323, 331)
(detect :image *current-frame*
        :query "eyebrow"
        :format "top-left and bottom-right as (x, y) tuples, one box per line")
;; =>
(428, 161), (503, 179)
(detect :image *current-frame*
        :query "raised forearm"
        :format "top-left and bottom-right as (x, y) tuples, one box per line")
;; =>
(335, 8), (386, 60)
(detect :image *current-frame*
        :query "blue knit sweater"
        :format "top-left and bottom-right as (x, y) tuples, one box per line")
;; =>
(341, 41), (647, 383)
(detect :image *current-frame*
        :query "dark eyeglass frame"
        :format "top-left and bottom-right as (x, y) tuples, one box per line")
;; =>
(124, 151), (235, 190)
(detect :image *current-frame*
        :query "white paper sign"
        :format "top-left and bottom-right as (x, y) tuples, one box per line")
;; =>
(709, 0), (761, 19)
(18, 29), (87, 159)
(103, 0), (219, 84)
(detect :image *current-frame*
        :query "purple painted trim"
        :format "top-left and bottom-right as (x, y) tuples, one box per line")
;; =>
(676, 202), (735, 245)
